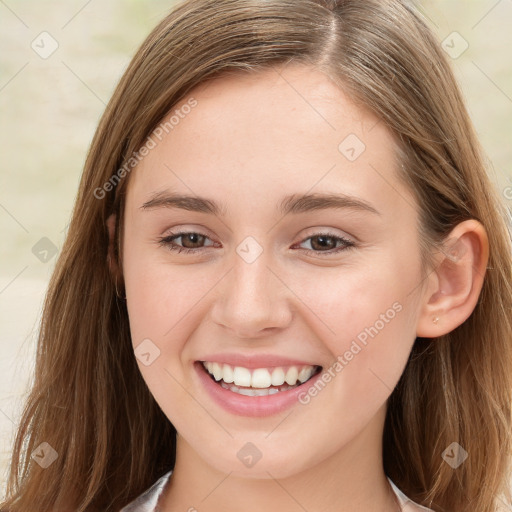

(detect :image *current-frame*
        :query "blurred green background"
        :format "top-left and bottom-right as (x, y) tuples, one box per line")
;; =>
(1, 0), (511, 495)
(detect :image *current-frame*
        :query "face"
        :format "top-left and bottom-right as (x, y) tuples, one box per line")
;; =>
(121, 64), (427, 479)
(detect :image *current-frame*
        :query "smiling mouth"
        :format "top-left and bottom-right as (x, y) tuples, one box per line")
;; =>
(200, 361), (322, 397)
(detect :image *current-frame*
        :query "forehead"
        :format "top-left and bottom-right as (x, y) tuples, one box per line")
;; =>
(125, 64), (416, 222)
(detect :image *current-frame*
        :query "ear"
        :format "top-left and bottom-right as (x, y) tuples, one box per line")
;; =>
(416, 219), (489, 337)
(106, 213), (124, 287)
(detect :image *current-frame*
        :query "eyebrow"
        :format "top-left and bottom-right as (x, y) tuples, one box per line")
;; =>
(140, 190), (380, 216)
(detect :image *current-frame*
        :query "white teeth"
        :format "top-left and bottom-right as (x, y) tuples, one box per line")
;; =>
(251, 368), (272, 388)
(202, 361), (318, 391)
(220, 381), (294, 396)
(238, 387), (265, 396)
(212, 362), (223, 381)
(233, 366), (252, 387)
(271, 367), (285, 386)
(285, 366), (299, 385)
(222, 364), (234, 383)
(298, 366), (314, 383)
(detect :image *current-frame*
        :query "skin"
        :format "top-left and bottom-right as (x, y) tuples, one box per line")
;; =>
(110, 63), (489, 512)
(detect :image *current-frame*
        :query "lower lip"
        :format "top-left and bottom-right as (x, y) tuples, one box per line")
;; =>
(194, 362), (322, 417)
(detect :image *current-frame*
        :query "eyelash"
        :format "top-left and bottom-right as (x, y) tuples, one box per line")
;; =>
(157, 230), (356, 257)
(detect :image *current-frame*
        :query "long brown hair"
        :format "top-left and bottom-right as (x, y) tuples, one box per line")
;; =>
(2, 1), (511, 510)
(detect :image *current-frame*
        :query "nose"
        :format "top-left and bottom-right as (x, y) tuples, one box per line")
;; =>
(209, 250), (293, 339)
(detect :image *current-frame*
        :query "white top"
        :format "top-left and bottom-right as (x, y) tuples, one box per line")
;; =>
(120, 470), (434, 511)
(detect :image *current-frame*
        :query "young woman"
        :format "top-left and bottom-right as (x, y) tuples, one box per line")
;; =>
(2, 0), (511, 511)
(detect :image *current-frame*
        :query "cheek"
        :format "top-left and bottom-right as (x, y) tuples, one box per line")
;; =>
(122, 249), (212, 423)
(123, 238), (212, 349)
(292, 246), (419, 340)
(122, 242), (221, 410)
(291, 248), (421, 397)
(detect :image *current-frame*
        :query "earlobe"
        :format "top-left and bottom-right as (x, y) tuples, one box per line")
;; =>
(416, 220), (489, 338)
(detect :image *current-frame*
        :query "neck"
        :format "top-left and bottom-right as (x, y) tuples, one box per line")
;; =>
(158, 404), (400, 512)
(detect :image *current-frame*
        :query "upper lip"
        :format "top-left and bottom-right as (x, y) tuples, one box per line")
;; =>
(198, 353), (321, 369)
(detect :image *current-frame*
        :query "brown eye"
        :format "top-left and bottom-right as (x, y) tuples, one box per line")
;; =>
(158, 231), (216, 254)
(179, 233), (207, 249)
(296, 232), (355, 256)
(309, 234), (338, 251)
